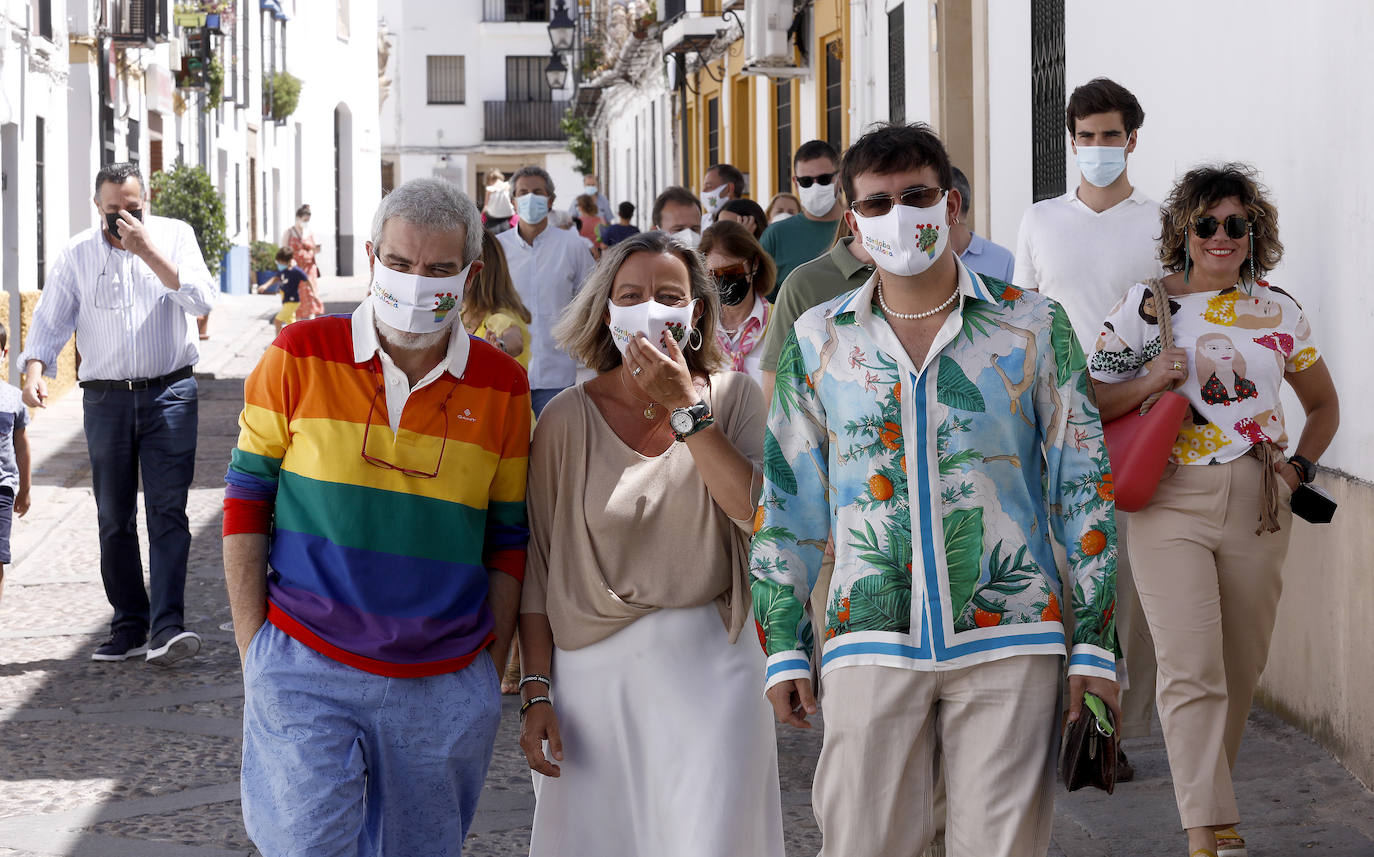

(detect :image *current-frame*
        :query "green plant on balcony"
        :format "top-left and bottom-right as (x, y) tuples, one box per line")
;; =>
(580, 43), (605, 77)
(561, 110), (594, 175)
(265, 71), (303, 121)
(150, 165), (231, 277)
(250, 241), (280, 273)
(206, 53), (225, 104)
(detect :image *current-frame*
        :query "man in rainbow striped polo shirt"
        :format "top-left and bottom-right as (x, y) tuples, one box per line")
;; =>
(223, 179), (531, 856)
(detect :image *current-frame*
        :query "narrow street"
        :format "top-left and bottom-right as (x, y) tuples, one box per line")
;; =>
(0, 279), (1369, 857)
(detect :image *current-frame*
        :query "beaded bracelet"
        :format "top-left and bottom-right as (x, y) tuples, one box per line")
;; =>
(520, 696), (552, 717)
(518, 674), (552, 692)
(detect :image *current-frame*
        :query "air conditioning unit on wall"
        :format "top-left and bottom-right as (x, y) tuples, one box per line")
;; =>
(743, 0), (807, 78)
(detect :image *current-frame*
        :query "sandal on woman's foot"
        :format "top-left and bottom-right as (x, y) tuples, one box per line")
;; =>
(1191, 850), (1217, 857)
(500, 663), (522, 695)
(1215, 827), (1246, 857)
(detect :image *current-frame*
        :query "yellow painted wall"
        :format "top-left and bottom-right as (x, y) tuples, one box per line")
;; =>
(0, 294), (78, 401)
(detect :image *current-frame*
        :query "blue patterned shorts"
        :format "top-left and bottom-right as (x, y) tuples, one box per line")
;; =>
(240, 622), (501, 857)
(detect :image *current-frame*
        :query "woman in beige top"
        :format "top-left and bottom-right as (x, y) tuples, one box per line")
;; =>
(517, 232), (783, 856)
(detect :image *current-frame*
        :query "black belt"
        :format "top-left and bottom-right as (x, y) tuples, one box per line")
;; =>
(79, 365), (194, 392)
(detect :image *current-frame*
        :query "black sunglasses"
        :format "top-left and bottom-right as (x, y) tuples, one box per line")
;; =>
(795, 172), (836, 189)
(1193, 214), (1250, 240)
(849, 186), (945, 218)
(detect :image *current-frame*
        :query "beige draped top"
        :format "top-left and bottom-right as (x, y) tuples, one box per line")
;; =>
(520, 371), (766, 650)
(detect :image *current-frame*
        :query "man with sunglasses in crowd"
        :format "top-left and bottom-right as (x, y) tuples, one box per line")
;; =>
(224, 178), (530, 856)
(761, 140), (846, 293)
(1013, 78), (1163, 778)
(21, 162), (214, 666)
(752, 122), (1120, 857)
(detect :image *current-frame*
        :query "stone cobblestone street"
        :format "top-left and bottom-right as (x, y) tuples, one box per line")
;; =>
(0, 278), (1370, 856)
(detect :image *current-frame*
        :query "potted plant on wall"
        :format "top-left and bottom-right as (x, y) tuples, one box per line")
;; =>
(151, 164), (231, 337)
(264, 71), (303, 122)
(251, 241), (281, 289)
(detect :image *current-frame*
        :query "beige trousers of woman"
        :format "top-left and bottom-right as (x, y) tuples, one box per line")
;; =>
(1127, 455), (1292, 829)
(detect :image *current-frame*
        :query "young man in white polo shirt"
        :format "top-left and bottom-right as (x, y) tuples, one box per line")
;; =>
(1014, 77), (1161, 777)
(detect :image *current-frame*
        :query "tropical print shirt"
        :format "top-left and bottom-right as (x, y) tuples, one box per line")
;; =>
(1088, 281), (1319, 466)
(751, 260), (1119, 692)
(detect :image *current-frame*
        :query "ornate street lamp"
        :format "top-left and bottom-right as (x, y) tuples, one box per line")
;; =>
(544, 52), (569, 91)
(548, 0), (576, 52)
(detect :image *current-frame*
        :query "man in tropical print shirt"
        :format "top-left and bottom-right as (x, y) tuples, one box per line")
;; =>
(751, 123), (1120, 857)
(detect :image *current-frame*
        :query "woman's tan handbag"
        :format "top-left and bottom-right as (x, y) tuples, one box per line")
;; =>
(1101, 279), (1191, 513)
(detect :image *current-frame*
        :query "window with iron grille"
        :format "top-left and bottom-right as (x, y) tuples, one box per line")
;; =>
(775, 81), (792, 192)
(427, 56), (466, 104)
(824, 45), (842, 147)
(504, 0), (549, 21)
(506, 56), (553, 102)
(888, 5), (905, 124)
(707, 96), (720, 167)
(1030, 0), (1066, 202)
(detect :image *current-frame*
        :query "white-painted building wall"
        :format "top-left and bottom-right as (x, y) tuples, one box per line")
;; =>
(379, 0), (579, 210)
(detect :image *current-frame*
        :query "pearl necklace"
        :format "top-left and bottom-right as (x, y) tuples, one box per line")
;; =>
(876, 277), (959, 320)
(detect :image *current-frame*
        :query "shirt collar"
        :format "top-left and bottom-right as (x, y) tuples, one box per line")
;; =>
(961, 231), (988, 257)
(1066, 184), (1154, 215)
(835, 253), (993, 325)
(828, 237), (876, 280)
(350, 297), (472, 379)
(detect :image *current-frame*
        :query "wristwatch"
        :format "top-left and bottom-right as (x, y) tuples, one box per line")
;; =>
(669, 400), (714, 442)
(1287, 454), (1316, 484)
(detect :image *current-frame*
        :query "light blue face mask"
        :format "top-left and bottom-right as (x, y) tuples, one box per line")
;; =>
(1075, 145), (1128, 187)
(517, 192), (550, 224)
(584, 184), (598, 196)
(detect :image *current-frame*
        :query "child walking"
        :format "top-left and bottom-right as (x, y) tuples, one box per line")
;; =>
(0, 323), (31, 605)
(257, 248), (311, 334)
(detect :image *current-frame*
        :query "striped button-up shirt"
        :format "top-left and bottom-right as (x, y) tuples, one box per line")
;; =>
(21, 216), (216, 381)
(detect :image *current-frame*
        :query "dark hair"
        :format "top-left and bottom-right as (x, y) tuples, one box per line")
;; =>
(1066, 77), (1145, 136)
(572, 215), (583, 232)
(793, 139), (840, 169)
(617, 201), (635, 220)
(296, 204), (312, 218)
(1158, 162), (1282, 283)
(699, 221), (777, 300)
(705, 163), (746, 197)
(275, 247), (295, 263)
(951, 167), (971, 215)
(576, 194), (599, 216)
(719, 198), (769, 238)
(0, 321), (7, 352)
(651, 185), (703, 227)
(94, 162), (144, 195)
(839, 122), (953, 205)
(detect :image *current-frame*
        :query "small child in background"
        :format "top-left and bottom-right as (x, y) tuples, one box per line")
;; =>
(257, 247), (311, 334)
(0, 322), (32, 605)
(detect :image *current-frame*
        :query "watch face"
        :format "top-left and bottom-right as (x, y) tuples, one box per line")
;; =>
(670, 410), (694, 434)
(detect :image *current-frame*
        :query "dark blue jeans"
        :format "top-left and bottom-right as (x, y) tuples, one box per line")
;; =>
(83, 375), (198, 640)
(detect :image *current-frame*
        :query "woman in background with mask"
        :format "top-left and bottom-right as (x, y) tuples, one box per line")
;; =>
(700, 221), (776, 385)
(516, 231), (783, 857)
(281, 204), (325, 320)
(766, 192), (801, 222)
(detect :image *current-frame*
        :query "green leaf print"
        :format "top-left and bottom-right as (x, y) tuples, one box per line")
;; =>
(958, 302), (999, 344)
(753, 576), (806, 655)
(936, 356), (986, 412)
(763, 427), (798, 495)
(1050, 305), (1088, 387)
(845, 570), (912, 634)
(752, 525), (798, 550)
(773, 333), (807, 419)
(943, 507), (985, 619)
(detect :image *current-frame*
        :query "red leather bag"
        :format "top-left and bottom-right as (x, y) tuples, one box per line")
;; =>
(1101, 279), (1190, 513)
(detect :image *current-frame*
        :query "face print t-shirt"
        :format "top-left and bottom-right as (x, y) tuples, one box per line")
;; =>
(1088, 280), (1320, 466)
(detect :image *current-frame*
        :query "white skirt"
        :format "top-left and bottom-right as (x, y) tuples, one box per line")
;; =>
(528, 604), (785, 857)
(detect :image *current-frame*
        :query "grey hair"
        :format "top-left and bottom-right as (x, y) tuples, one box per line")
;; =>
(509, 165), (555, 197)
(554, 231), (727, 375)
(95, 162), (145, 195)
(951, 166), (972, 216)
(369, 177), (482, 264)
(547, 209), (575, 230)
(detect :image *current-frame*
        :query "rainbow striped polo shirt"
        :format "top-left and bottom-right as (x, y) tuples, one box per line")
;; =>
(224, 312), (530, 677)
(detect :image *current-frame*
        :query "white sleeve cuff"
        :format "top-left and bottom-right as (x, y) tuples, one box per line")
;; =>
(1067, 644), (1118, 682)
(763, 650), (812, 692)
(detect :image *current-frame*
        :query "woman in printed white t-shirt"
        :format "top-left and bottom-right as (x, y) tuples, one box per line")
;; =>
(1088, 163), (1339, 857)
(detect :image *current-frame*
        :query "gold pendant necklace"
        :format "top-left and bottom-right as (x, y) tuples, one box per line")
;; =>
(619, 366), (660, 420)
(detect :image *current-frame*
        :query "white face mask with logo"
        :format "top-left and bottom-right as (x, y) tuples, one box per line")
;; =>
(701, 186), (727, 215)
(853, 193), (950, 277)
(369, 258), (470, 334)
(606, 297), (700, 356)
(798, 182), (838, 218)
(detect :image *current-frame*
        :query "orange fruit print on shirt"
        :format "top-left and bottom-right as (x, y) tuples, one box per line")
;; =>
(1080, 529), (1107, 557)
(868, 474), (894, 501)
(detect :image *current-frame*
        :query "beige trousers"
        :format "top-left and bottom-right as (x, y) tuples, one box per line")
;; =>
(1116, 511), (1159, 739)
(813, 657), (1061, 857)
(1127, 456), (1291, 829)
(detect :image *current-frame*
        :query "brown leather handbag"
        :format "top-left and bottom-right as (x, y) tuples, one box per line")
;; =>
(1060, 692), (1118, 793)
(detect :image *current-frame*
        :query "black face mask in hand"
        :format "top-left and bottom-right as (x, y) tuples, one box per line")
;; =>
(105, 209), (143, 240)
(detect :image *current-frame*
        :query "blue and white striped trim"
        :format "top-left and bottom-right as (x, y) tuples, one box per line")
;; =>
(819, 629), (1070, 678)
(764, 650), (812, 692)
(1067, 644), (1118, 681)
